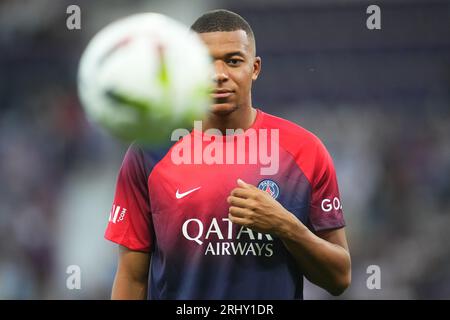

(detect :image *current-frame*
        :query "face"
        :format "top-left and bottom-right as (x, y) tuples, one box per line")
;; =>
(198, 30), (261, 115)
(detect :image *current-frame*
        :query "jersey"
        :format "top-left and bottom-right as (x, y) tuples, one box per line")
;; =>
(104, 109), (345, 299)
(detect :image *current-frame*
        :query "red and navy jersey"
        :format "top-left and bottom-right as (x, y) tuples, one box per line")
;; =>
(105, 109), (345, 299)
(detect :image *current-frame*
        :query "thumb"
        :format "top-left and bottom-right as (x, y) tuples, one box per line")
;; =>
(237, 178), (251, 189)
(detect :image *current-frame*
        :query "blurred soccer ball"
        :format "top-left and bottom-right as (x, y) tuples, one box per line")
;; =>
(78, 13), (213, 145)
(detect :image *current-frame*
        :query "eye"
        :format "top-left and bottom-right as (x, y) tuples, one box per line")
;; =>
(227, 58), (243, 66)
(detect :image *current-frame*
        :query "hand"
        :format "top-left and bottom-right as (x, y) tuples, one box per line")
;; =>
(227, 178), (296, 236)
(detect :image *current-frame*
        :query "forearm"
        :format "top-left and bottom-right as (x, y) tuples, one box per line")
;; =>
(111, 270), (148, 299)
(278, 214), (351, 296)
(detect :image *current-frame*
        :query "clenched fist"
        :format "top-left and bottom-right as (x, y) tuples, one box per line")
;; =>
(227, 179), (300, 236)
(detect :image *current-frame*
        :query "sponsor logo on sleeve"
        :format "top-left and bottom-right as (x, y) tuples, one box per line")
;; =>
(108, 204), (127, 223)
(321, 197), (343, 212)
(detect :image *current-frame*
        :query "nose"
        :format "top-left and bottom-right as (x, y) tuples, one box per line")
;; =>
(212, 61), (228, 84)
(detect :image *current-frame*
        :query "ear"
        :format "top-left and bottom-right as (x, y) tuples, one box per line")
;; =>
(252, 56), (261, 81)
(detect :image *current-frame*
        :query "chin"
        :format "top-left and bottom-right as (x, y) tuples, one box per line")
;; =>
(209, 103), (238, 115)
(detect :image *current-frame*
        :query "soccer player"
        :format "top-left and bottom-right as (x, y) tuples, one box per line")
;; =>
(105, 9), (351, 299)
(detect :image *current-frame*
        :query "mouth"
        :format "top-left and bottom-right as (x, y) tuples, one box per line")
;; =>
(211, 89), (233, 99)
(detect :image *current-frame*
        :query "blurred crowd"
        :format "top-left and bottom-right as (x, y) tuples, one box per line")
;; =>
(0, 0), (449, 299)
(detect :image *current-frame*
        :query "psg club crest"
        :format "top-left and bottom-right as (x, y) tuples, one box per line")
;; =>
(257, 179), (280, 200)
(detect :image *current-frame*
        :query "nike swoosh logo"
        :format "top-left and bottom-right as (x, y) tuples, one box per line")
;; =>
(176, 187), (201, 199)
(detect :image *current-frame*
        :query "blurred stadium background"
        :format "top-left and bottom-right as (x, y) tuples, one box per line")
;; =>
(0, 0), (449, 299)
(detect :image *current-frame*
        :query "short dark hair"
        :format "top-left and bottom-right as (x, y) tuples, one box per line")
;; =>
(191, 9), (255, 41)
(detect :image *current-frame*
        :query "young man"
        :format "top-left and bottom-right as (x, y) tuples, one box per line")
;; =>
(105, 9), (351, 299)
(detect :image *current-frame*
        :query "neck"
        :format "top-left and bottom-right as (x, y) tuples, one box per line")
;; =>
(203, 105), (257, 134)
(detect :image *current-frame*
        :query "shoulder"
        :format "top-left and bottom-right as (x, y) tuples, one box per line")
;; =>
(260, 111), (328, 156)
(260, 110), (334, 185)
(121, 142), (172, 179)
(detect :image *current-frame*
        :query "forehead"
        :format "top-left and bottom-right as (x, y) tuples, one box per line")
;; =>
(198, 30), (252, 56)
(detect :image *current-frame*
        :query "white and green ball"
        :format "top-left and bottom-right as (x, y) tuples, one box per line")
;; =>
(78, 13), (213, 145)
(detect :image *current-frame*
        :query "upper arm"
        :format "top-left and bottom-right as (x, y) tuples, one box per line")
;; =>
(116, 245), (150, 282)
(105, 145), (154, 252)
(308, 139), (346, 232)
(316, 227), (349, 253)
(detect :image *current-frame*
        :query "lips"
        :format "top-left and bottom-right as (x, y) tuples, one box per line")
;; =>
(211, 89), (233, 99)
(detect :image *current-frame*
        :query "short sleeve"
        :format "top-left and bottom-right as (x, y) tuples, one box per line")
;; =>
(308, 141), (346, 232)
(104, 145), (154, 252)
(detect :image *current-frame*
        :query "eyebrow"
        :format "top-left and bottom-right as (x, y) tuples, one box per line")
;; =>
(223, 51), (246, 58)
